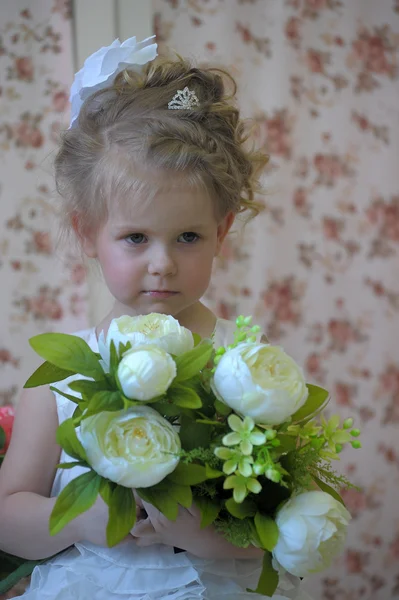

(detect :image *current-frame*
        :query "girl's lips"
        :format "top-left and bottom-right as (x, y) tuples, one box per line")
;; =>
(143, 291), (178, 298)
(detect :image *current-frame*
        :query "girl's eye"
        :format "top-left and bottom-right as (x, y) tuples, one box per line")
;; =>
(178, 232), (199, 244)
(126, 233), (147, 244)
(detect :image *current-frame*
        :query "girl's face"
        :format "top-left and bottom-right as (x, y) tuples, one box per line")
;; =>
(81, 176), (234, 320)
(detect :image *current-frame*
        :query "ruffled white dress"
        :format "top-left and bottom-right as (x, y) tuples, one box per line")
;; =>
(16, 319), (312, 600)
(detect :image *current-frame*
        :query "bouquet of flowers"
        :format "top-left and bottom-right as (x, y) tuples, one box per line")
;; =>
(24, 313), (361, 597)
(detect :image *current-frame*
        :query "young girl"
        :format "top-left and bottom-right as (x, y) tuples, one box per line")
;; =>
(0, 37), (312, 600)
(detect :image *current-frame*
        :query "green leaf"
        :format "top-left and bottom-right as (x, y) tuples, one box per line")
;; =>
(291, 384), (330, 423)
(29, 333), (105, 382)
(179, 415), (211, 451)
(247, 552), (279, 597)
(99, 479), (116, 506)
(167, 463), (208, 486)
(56, 418), (88, 462)
(106, 485), (137, 547)
(170, 384), (202, 409)
(50, 386), (82, 405)
(276, 434), (297, 453)
(110, 340), (119, 373)
(167, 482), (192, 509)
(0, 426), (5, 451)
(205, 464), (224, 479)
(68, 379), (112, 396)
(49, 471), (101, 535)
(192, 333), (202, 346)
(226, 498), (257, 520)
(214, 398), (232, 416)
(174, 342), (213, 382)
(194, 496), (221, 528)
(151, 400), (181, 418)
(254, 513), (279, 552)
(136, 487), (179, 521)
(56, 461), (87, 470)
(312, 475), (346, 506)
(81, 391), (124, 420)
(24, 361), (75, 388)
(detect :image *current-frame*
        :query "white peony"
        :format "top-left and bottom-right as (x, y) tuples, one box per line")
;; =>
(98, 313), (194, 373)
(79, 406), (180, 488)
(212, 343), (308, 425)
(273, 491), (351, 576)
(117, 345), (176, 401)
(69, 36), (157, 127)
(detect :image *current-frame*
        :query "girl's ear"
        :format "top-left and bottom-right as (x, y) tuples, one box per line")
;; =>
(216, 211), (235, 255)
(71, 212), (98, 258)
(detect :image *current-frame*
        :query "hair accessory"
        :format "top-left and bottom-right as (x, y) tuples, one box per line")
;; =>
(168, 87), (200, 110)
(69, 35), (158, 128)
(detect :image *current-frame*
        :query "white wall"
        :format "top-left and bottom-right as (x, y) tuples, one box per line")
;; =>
(72, 0), (153, 326)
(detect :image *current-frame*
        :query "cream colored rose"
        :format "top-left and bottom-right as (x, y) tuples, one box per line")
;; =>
(117, 346), (176, 401)
(98, 313), (194, 372)
(212, 343), (308, 425)
(79, 406), (180, 488)
(273, 491), (351, 576)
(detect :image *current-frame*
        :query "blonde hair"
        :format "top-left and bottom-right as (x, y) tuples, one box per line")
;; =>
(55, 54), (269, 238)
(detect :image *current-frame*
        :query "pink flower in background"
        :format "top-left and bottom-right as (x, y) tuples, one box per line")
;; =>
(339, 488), (366, 517)
(0, 406), (15, 455)
(52, 89), (69, 112)
(327, 319), (355, 351)
(334, 382), (355, 407)
(285, 17), (301, 47)
(71, 263), (87, 285)
(25, 288), (63, 320)
(14, 122), (44, 148)
(352, 33), (391, 75)
(344, 549), (368, 574)
(322, 216), (344, 241)
(306, 49), (325, 73)
(305, 0), (327, 8)
(32, 231), (52, 254)
(15, 56), (34, 81)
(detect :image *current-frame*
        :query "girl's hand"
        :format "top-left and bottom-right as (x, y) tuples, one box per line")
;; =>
(130, 499), (263, 560)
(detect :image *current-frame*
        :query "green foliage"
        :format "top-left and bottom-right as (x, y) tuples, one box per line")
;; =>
(291, 384), (329, 423)
(168, 384), (202, 409)
(56, 418), (88, 462)
(174, 342), (213, 382)
(29, 333), (105, 382)
(24, 361), (75, 388)
(214, 514), (254, 548)
(194, 495), (221, 528)
(106, 486), (136, 546)
(247, 552), (279, 597)
(254, 513), (279, 552)
(49, 471), (101, 536)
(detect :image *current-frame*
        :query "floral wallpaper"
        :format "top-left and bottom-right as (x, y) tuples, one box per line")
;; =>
(153, 0), (399, 598)
(0, 0), (88, 411)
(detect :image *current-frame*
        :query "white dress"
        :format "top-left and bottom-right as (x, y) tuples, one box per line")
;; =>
(16, 319), (312, 600)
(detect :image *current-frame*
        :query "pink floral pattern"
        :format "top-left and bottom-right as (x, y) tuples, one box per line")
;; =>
(0, 0), (87, 421)
(154, 0), (399, 597)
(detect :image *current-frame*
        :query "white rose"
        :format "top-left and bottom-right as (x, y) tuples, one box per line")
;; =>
(79, 406), (180, 488)
(273, 491), (351, 576)
(69, 36), (157, 127)
(212, 343), (308, 425)
(117, 346), (176, 401)
(98, 314), (194, 373)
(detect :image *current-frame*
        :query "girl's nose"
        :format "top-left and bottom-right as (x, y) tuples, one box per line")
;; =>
(147, 246), (177, 277)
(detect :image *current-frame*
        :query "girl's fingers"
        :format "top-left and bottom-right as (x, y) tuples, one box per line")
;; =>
(130, 517), (156, 537)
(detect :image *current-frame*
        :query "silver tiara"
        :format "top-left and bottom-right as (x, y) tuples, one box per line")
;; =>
(168, 86), (200, 110)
